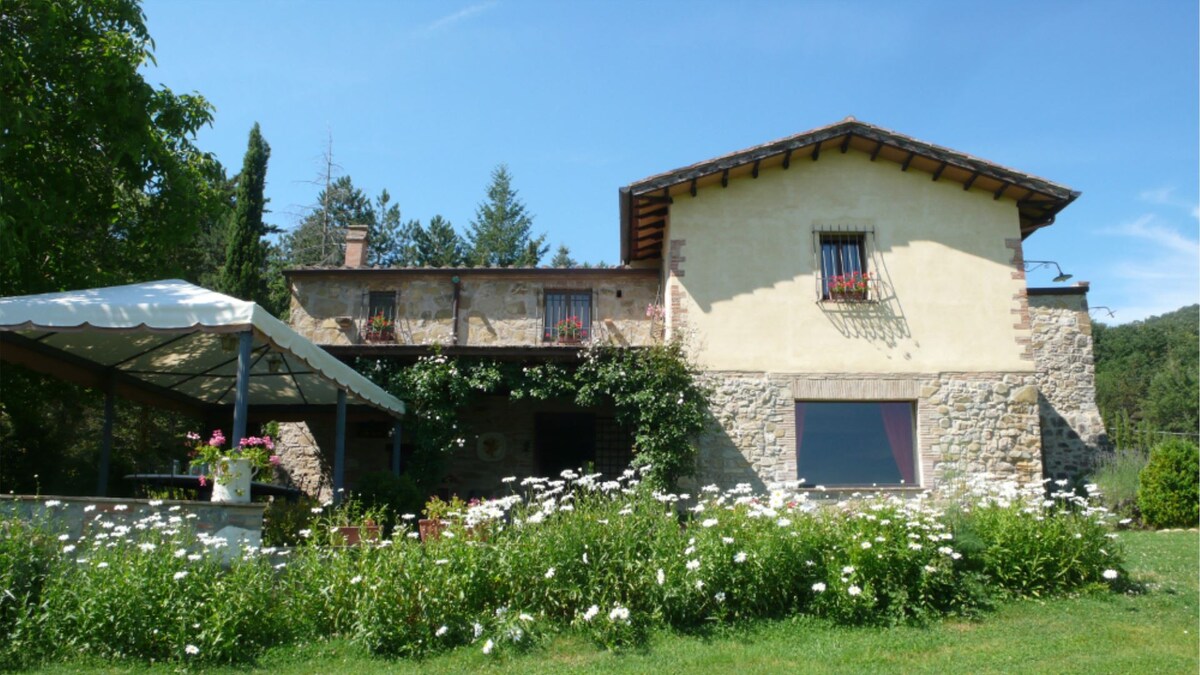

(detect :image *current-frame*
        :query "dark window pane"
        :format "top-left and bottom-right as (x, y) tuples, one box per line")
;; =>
(795, 401), (914, 486)
(819, 234), (866, 299)
(368, 291), (396, 319)
(544, 291), (592, 341)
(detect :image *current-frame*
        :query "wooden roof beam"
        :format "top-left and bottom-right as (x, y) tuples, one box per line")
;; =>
(689, 178), (697, 197)
(994, 183), (1009, 200)
(782, 149), (792, 169)
(963, 172), (979, 191)
(840, 134), (852, 153)
(720, 168), (729, 188)
(811, 143), (821, 161)
(636, 194), (673, 205)
(931, 161), (947, 181)
(751, 159), (760, 179)
(901, 151), (915, 172)
(636, 205), (668, 220)
(870, 140), (884, 161)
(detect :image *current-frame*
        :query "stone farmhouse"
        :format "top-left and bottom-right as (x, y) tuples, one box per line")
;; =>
(279, 118), (1106, 501)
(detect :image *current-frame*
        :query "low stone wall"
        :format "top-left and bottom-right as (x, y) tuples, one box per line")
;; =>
(694, 370), (1043, 492)
(1029, 289), (1108, 477)
(0, 495), (264, 550)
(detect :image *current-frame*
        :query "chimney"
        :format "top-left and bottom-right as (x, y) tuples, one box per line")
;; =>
(344, 225), (368, 267)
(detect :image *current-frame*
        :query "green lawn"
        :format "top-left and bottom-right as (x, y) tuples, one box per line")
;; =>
(35, 531), (1199, 675)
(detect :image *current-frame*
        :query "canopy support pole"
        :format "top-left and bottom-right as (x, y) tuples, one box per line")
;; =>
(391, 420), (402, 476)
(96, 378), (114, 496)
(334, 389), (347, 503)
(231, 331), (253, 447)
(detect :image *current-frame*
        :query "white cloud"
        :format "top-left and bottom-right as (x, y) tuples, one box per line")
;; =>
(1096, 213), (1200, 323)
(1100, 214), (1200, 257)
(422, 2), (497, 33)
(1138, 185), (1200, 220)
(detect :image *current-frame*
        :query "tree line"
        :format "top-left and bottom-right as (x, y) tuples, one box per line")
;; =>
(1093, 304), (1199, 440)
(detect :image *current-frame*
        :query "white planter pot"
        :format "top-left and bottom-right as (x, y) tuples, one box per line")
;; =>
(211, 457), (254, 504)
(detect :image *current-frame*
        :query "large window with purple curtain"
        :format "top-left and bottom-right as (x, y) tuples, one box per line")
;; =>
(794, 401), (916, 486)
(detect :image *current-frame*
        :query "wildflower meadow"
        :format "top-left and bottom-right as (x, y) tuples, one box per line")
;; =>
(0, 471), (1126, 669)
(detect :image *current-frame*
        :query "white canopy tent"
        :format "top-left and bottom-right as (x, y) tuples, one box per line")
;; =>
(0, 280), (406, 497)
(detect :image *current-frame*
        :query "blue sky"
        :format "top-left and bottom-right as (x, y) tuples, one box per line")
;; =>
(142, 0), (1198, 323)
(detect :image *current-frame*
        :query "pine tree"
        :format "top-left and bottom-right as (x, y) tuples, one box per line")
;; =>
(370, 189), (410, 266)
(551, 244), (576, 268)
(218, 123), (271, 304)
(282, 175), (374, 266)
(466, 164), (547, 267)
(415, 215), (467, 267)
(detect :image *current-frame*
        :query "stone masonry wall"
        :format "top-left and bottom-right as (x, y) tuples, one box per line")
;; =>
(1029, 290), (1108, 477)
(695, 371), (1042, 491)
(289, 271), (661, 348)
(0, 495), (264, 551)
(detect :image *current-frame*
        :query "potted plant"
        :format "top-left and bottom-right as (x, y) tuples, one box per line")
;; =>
(554, 316), (586, 344)
(419, 494), (466, 542)
(364, 312), (395, 342)
(827, 271), (870, 301)
(187, 428), (280, 504)
(326, 494), (386, 545)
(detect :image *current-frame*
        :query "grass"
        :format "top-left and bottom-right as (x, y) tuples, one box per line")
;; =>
(29, 530), (1197, 674)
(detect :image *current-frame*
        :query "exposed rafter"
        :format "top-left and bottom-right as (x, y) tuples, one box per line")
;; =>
(931, 161), (947, 181)
(901, 151), (915, 172)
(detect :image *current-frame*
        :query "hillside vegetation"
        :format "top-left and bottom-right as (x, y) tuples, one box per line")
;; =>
(1093, 304), (1199, 437)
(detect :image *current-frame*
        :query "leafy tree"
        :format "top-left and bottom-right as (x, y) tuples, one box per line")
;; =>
(1093, 304), (1199, 438)
(0, 0), (225, 296)
(218, 123), (271, 304)
(0, 0), (227, 496)
(465, 164), (547, 267)
(551, 244), (577, 268)
(281, 175), (374, 266)
(415, 215), (467, 267)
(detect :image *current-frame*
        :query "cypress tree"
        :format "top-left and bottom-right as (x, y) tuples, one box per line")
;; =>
(219, 123), (271, 303)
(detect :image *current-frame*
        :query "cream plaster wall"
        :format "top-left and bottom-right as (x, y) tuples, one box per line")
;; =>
(666, 150), (1034, 374)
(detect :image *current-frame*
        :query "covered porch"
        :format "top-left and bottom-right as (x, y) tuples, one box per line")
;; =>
(0, 280), (407, 501)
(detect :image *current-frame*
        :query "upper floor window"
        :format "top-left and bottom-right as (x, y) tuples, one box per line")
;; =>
(365, 291), (396, 342)
(819, 233), (870, 301)
(544, 290), (591, 343)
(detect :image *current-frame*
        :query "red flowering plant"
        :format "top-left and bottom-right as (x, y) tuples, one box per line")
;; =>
(365, 311), (395, 341)
(554, 316), (586, 342)
(827, 271), (871, 300)
(187, 428), (281, 487)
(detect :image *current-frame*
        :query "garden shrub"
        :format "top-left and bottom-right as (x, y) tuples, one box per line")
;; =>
(0, 471), (1126, 668)
(1089, 447), (1149, 521)
(1137, 439), (1200, 528)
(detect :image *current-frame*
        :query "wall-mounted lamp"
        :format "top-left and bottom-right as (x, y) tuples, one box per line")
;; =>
(1024, 259), (1073, 283)
(266, 353), (283, 374)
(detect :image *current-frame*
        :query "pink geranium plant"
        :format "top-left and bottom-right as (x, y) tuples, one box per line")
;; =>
(187, 428), (281, 487)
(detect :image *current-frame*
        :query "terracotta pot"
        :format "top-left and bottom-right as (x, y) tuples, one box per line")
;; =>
(335, 523), (381, 545)
(418, 518), (445, 542)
